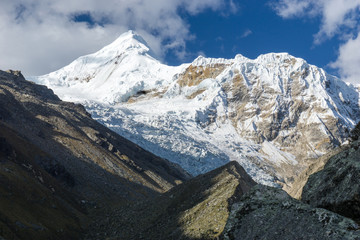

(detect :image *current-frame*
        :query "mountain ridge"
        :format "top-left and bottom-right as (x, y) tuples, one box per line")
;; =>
(30, 30), (360, 188)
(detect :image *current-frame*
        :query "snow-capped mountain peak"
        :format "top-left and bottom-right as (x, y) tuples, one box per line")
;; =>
(99, 30), (155, 57)
(33, 30), (186, 104)
(30, 31), (360, 187)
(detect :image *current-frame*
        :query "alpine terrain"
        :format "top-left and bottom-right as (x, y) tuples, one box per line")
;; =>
(1, 30), (360, 239)
(31, 30), (360, 189)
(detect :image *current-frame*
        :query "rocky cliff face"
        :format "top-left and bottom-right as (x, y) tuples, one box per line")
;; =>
(0, 70), (189, 239)
(284, 122), (360, 199)
(174, 54), (360, 185)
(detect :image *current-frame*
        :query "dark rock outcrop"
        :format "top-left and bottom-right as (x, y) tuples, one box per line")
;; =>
(222, 185), (360, 240)
(302, 139), (360, 223)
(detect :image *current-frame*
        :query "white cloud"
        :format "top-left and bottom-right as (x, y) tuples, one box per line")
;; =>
(272, 0), (315, 18)
(330, 32), (360, 84)
(315, 0), (360, 43)
(272, 0), (360, 41)
(241, 29), (253, 38)
(0, 0), (236, 76)
(272, 0), (360, 84)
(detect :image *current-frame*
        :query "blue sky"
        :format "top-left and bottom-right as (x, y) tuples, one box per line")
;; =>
(0, 0), (359, 84)
(177, 3), (333, 68)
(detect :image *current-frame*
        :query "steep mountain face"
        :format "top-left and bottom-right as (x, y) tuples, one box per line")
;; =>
(31, 30), (360, 187)
(284, 145), (347, 199)
(0, 70), (189, 239)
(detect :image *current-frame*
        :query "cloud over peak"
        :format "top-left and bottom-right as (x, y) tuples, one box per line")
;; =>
(0, 0), (237, 76)
(272, 0), (360, 84)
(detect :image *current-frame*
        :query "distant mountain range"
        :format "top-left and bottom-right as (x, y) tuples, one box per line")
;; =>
(31, 30), (360, 188)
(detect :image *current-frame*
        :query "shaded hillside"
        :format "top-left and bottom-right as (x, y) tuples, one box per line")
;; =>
(85, 161), (256, 240)
(0, 70), (190, 239)
(0, 124), (86, 240)
(351, 121), (360, 141)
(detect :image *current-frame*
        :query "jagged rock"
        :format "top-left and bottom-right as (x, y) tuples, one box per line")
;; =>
(222, 185), (360, 240)
(302, 139), (360, 223)
(351, 121), (360, 141)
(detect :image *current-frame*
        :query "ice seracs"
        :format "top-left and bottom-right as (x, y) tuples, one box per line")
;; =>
(30, 30), (360, 187)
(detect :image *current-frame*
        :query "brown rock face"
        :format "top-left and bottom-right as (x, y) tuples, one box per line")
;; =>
(284, 145), (347, 199)
(177, 64), (228, 87)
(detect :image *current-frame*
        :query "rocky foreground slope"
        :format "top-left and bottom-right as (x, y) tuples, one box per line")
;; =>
(32, 30), (360, 188)
(85, 161), (256, 239)
(87, 122), (360, 240)
(0, 70), (189, 239)
(85, 155), (360, 240)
